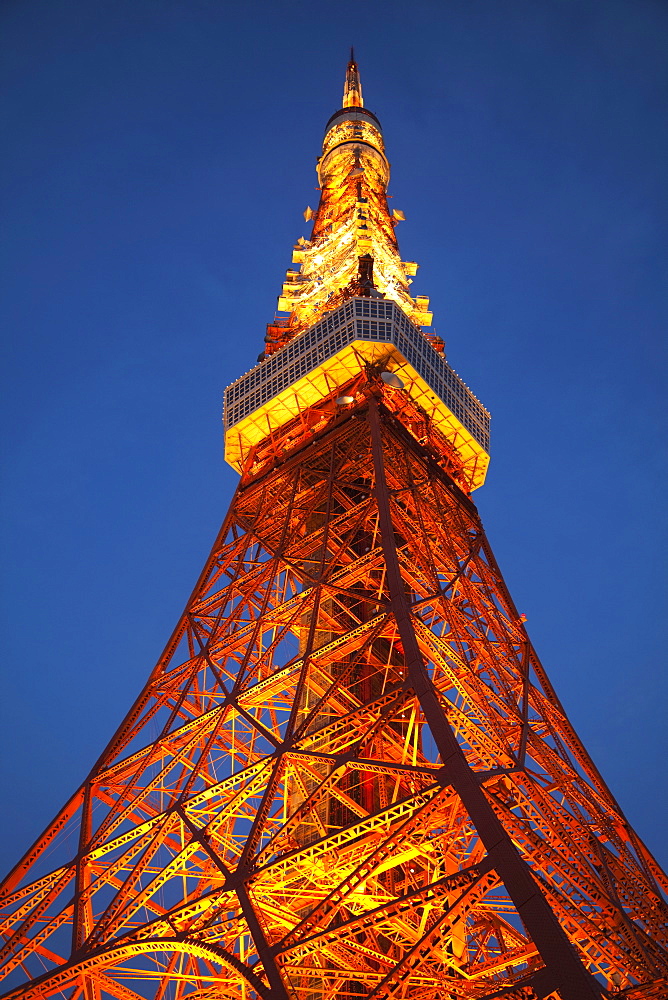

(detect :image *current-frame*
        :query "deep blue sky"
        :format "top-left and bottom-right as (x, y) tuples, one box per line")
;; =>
(1, 0), (666, 875)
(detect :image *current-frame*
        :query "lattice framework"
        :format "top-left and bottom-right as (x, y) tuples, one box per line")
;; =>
(2, 390), (666, 1000)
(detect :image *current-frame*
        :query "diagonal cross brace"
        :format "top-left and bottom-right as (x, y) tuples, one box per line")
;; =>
(367, 397), (603, 1000)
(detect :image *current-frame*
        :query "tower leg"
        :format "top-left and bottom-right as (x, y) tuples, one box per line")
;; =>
(368, 398), (603, 1000)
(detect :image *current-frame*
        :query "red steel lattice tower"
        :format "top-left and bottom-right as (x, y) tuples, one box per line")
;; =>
(2, 55), (667, 1000)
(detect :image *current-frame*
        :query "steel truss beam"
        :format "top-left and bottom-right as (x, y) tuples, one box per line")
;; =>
(1, 394), (666, 1000)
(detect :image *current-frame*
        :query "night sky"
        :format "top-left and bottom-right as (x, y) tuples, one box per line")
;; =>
(1, 0), (666, 875)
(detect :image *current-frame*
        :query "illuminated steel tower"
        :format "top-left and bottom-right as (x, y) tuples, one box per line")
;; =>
(2, 55), (668, 1000)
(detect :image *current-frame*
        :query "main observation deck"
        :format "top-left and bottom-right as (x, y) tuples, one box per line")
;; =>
(224, 297), (490, 489)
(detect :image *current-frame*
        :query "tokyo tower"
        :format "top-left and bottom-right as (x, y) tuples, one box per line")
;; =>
(2, 53), (667, 1000)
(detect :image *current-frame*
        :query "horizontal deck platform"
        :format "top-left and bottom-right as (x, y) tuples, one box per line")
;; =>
(224, 298), (490, 488)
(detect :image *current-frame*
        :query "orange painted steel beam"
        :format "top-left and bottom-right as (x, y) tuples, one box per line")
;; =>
(2, 398), (667, 999)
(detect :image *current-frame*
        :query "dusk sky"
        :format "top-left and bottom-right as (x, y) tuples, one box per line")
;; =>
(1, 0), (666, 875)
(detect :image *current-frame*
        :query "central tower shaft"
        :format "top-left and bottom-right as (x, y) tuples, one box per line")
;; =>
(268, 54), (432, 353)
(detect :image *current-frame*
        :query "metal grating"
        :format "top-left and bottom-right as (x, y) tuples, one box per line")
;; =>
(224, 298), (490, 452)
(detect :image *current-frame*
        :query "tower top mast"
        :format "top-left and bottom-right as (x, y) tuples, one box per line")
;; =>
(343, 47), (363, 107)
(266, 51), (432, 346)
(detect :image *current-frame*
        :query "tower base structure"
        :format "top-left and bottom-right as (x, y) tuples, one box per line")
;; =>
(2, 379), (667, 1000)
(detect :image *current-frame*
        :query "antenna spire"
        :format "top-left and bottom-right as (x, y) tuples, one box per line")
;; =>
(343, 48), (363, 108)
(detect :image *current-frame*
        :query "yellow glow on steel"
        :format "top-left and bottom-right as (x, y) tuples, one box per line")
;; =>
(274, 67), (432, 340)
(224, 340), (490, 490)
(343, 53), (363, 108)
